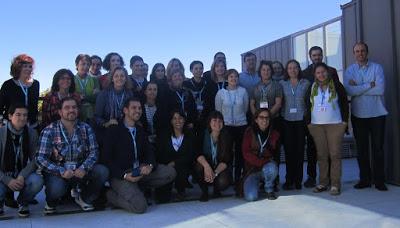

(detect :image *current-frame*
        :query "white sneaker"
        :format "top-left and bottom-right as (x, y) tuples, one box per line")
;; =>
(44, 203), (56, 215)
(74, 195), (94, 211)
(71, 188), (79, 198)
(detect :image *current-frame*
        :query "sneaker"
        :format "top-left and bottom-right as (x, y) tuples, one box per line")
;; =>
(313, 185), (328, 193)
(330, 186), (341, 195)
(18, 204), (30, 218)
(304, 177), (316, 188)
(44, 203), (56, 215)
(71, 188), (79, 198)
(74, 195), (94, 211)
(266, 192), (277, 200)
(5, 192), (18, 209)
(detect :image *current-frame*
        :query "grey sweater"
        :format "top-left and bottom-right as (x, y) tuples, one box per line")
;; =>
(0, 124), (38, 185)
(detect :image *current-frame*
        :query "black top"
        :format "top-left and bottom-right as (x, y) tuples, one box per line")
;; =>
(197, 129), (233, 168)
(156, 130), (195, 167)
(0, 79), (40, 125)
(103, 122), (156, 179)
(302, 64), (340, 84)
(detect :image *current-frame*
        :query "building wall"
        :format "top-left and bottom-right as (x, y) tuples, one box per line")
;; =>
(342, 0), (400, 184)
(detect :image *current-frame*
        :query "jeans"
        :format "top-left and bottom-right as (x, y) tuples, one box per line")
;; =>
(44, 164), (109, 207)
(243, 162), (278, 201)
(0, 173), (43, 206)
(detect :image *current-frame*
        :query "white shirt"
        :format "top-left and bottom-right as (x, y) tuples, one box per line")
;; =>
(215, 86), (249, 126)
(311, 87), (342, 124)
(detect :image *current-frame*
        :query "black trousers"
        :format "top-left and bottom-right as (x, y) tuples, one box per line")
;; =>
(283, 120), (306, 185)
(351, 115), (386, 184)
(225, 125), (247, 183)
(193, 162), (231, 193)
(305, 127), (317, 180)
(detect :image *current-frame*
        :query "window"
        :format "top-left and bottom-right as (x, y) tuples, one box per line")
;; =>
(293, 34), (307, 69)
(307, 27), (324, 54)
(325, 21), (343, 72)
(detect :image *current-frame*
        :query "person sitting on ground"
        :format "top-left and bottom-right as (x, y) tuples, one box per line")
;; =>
(0, 104), (43, 217)
(36, 97), (109, 215)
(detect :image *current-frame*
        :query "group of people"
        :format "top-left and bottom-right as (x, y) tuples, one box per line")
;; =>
(0, 41), (389, 217)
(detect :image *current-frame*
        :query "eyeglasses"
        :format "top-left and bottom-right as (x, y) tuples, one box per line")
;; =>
(258, 115), (270, 120)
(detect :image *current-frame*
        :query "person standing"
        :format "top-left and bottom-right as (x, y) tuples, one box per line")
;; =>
(344, 42), (388, 191)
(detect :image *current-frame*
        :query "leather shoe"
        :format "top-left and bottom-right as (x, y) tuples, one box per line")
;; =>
(375, 183), (388, 191)
(354, 181), (371, 189)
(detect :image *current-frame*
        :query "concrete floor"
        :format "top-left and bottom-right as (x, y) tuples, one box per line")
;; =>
(1, 159), (400, 228)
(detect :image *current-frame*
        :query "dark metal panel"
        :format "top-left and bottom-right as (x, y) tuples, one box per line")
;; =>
(341, 1), (357, 69)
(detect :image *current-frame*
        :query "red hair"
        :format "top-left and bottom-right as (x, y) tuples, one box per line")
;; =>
(10, 54), (35, 79)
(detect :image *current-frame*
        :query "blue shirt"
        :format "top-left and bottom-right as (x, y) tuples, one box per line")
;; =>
(344, 61), (388, 118)
(239, 71), (260, 96)
(280, 79), (310, 121)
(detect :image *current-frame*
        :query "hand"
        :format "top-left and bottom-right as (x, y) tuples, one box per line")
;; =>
(7, 178), (24, 191)
(140, 165), (153, 176)
(349, 79), (357, 86)
(370, 81), (376, 88)
(62, 169), (74, 179)
(203, 166), (215, 183)
(104, 119), (118, 128)
(16, 175), (25, 186)
(125, 173), (143, 183)
(168, 161), (175, 167)
(74, 169), (87, 179)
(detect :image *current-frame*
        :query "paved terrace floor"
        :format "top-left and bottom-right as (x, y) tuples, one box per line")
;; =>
(1, 158), (400, 228)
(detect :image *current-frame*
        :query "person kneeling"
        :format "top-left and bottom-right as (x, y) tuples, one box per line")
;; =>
(36, 97), (109, 215)
(194, 111), (233, 202)
(241, 108), (280, 201)
(104, 97), (176, 213)
(0, 104), (43, 217)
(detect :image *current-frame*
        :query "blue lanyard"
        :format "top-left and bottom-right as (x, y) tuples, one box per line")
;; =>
(127, 127), (138, 161)
(12, 133), (23, 174)
(114, 91), (125, 112)
(209, 135), (218, 165)
(18, 81), (29, 106)
(176, 91), (185, 112)
(59, 122), (73, 161)
(290, 83), (298, 97)
(77, 76), (88, 93)
(191, 79), (206, 102)
(257, 132), (269, 156)
(217, 81), (225, 90)
(320, 87), (326, 105)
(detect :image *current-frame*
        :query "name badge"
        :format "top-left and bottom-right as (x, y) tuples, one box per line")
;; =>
(289, 108), (297, 113)
(260, 101), (269, 109)
(317, 104), (327, 112)
(64, 161), (77, 170)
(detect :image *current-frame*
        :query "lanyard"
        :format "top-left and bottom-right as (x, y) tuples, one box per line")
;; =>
(209, 135), (218, 166)
(127, 127), (138, 161)
(77, 76), (88, 93)
(114, 91), (125, 112)
(191, 79), (206, 102)
(135, 78), (144, 88)
(59, 122), (74, 161)
(57, 92), (70, 101)
(12, 134), (23, 175)
(257, 132), (270, 156)
(172, 135), (184, 151)
(175, 91), (185, 112)
(18, 81), (29, 106)
(320, 87), (326, 105)
(290, 82), (298, 97)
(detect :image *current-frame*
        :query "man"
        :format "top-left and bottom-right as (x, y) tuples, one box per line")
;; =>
(36, 97), (109, 214)
(344, 42), (388, 191)
(0, 104), (43, 217)
(204, 52), (226, 82)
(104, 97), (176, 213)
(301, 46), (341, 188)
(142, 63), (149, 79)
(129, 55), (148, 97)
(89, 55), (102, 77)
(239, 52), (260, 96)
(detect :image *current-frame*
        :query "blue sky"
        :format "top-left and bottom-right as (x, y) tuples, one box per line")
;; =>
(0, 0), (348, 92)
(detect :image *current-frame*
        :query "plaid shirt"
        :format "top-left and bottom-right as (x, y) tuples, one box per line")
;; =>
(36, 120), (98, 176)
(41, 92), (81, 128)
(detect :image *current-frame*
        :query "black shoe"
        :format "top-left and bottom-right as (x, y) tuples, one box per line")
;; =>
(213, 190), (222, 198)
(354, 181), (371, 189)
(5, 193), (18, 208)
(44, 203), (56, 215)
(303, 178), (316, 188)
(199, 192), (209, 202)
(282, 182), (294, 190)
(0, 204), (4, 215)
(375, 183), (388, 191)
(18, 205), (30, 218)
(295, 183), (302, 190)
(266, 192), (277, 200)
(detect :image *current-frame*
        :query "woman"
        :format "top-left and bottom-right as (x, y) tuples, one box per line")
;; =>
(99, 52), (125, 90)
(149, 63), (168, 100)
(0, 54), (39, 128)
(41, 69), (81, 129)
(155, 110), (195, 202)
(139, 81), (160, 143)
(241, 108), (280, 201)
(162, 70), (197, 129)
(95, 66), (133, 128)
(279, 60), (310, 190)
(272, 61), (285, 82)
(166, 58), (185, 82)
(194, 111), (233, 202)
(305, 62), (349, 195)
(74, 54), (100, 122)
(215, 69), (248, 184)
